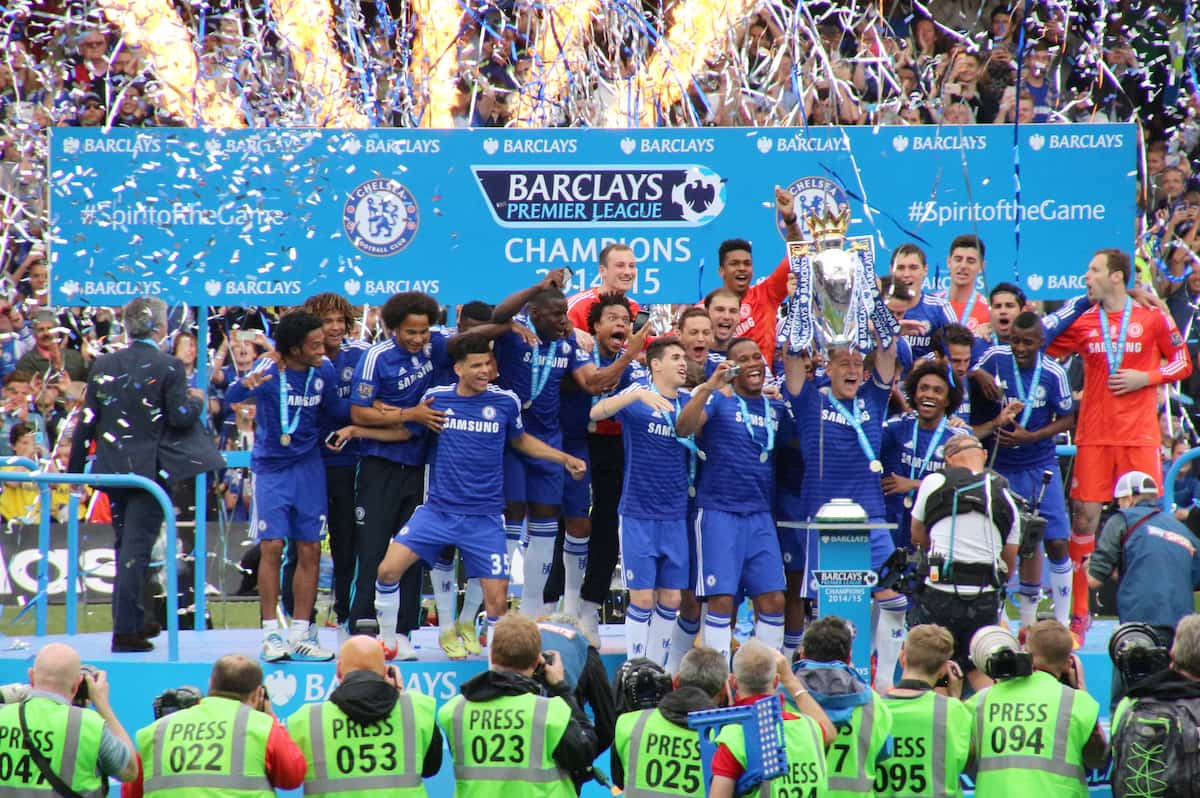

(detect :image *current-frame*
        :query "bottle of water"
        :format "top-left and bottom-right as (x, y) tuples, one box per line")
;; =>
(315, 543), (334, 625)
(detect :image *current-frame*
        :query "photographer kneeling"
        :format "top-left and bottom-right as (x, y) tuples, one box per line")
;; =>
(969, 621), (1106, 798)
(437, 614), (598, 796)
(909, 434), (1022, 692)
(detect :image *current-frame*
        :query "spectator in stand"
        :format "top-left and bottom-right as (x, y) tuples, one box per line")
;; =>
(0, 422), (40, 522)
(0, 370), (43, 457)
(172, 330), (199, 390)
(16, 310), (89, 382)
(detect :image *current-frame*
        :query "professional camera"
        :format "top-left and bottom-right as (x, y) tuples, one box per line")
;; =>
(613, 657), (673, 714)
(1108, 623), (1171, 685)
(72, 664), (99, 707)
(970, 626), (1033, 680)
(152, 686), (204, 720)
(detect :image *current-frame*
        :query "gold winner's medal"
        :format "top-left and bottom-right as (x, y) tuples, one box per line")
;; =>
(280, 434), (292, 447)
(869, 459), (883, 473)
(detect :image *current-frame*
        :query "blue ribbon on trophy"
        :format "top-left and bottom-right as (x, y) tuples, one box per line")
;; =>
(786, 206), (897, 354)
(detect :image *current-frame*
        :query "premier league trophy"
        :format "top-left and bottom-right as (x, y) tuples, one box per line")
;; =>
(784, 205), (897, 354)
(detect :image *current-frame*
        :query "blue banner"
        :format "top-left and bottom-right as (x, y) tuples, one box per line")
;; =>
(48, 125), (1135, 307)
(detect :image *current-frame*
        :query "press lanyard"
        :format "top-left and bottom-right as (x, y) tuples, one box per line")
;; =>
(1010, 352), (1043, 428)
(825, 390), (881, 472)
(279, 366), (314, 446)
(1097, 297), (1132, 374)
(735, 393), (775, 463)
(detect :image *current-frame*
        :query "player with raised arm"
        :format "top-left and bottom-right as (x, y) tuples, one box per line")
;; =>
(373, 334), (587, 658)
(591, 337), (693, 664)
(789, 333), (903, 691)
(488, 269), (649, 617)
(676, 337), (804, 662)
(1045, 249), (1192, 644)
(225, 311), (344, 663)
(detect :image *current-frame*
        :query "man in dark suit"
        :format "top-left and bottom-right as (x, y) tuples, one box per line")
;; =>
(70, 297), (206, 653)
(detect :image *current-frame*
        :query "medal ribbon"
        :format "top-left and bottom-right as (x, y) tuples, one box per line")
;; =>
(1010, 352), (1043, 429)
(1097, 297), (1132, 375)
(279, 366), (314, 440)
(734, 393), (775, 460)
(824, 390), (878, 466)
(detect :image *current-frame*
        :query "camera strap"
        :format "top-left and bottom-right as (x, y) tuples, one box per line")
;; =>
(17, 699), (94, 798)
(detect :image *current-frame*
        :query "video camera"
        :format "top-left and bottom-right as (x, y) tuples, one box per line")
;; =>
(970, 626), (1033, 680)
(1016, 470), (1054, 561)
(1109, 623), (1171, 685)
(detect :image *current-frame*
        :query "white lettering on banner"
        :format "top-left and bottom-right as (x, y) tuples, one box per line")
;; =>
(78, 280), (163, 296)
(222, 280), (302, 296)
(772, 135), (848, 153)
(204, 131), (321, 155)
(909, 198), (1106, 227)
(80, 135), (162, 156)
(79, 201), (287, 229)
(508, 173), (665, 203)
(502, 139), (577, 154)
(891, 133), (988, 152)
(363, 279), (440, 295)
(639, 138), (715, 153)
(302, 670), (459, 703)
(1046, 133), (1124, 150)
(0, 547), (115, 596)
(504, 236), (692, 265)
(1048, 275), (1086, 290)
(363, 138), (441, 155)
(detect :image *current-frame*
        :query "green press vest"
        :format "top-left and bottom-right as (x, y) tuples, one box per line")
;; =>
(437, 692), (574, 798)
(288, 691), (435, 797)
(971, 671), (1099, 798)
(135, 696), (274, 797)
(0, 696), (105, 797)
(826, 694), (893, 798)
(717, 711), (828, 798)
(878, 691), (972, 798)
(286, 686), (434, 792)
(614, 709), (704, 797)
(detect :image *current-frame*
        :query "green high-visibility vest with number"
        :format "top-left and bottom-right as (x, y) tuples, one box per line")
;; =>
(613, 709), (704, 797)
(135, 696), (274, 797)
(288, 690), (436, 797)
(826, 694), (893, 798)
(437, 692), (574, 798)
(878, 691), (972, 798)
(968, 671), (1099, 798)
(716, 711), (828, 798)
(0, 696), (105, 796)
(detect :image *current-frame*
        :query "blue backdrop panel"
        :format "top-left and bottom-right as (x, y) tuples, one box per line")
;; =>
(48, 125), (1135, 307)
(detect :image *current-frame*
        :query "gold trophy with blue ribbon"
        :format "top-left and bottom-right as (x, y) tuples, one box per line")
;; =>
(784, 204), (897, 353)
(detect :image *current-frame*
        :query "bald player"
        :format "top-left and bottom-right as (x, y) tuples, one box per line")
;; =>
(289, 636), (443, 790)
(0, 643), (138, 791)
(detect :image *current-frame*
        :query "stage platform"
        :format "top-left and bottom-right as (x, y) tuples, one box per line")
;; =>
(0, 622), (1122, 797)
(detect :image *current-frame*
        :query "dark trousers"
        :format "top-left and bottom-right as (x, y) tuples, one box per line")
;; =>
(107, 487), (165, 635)
(349, 456), (425, 634)
(582, 433), (623, 605)
(283, 464), (358, 622)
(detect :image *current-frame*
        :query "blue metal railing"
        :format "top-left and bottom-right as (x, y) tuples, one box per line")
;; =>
(1164, 447), (1200, 510)
(0, 469), (181, 660)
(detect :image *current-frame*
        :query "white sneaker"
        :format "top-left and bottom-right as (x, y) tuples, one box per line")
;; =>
(261, 632), (289, 662)
(336, 622), (351, 647)
(290, 634), (335, 662)
(391, 633), (418, 662)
